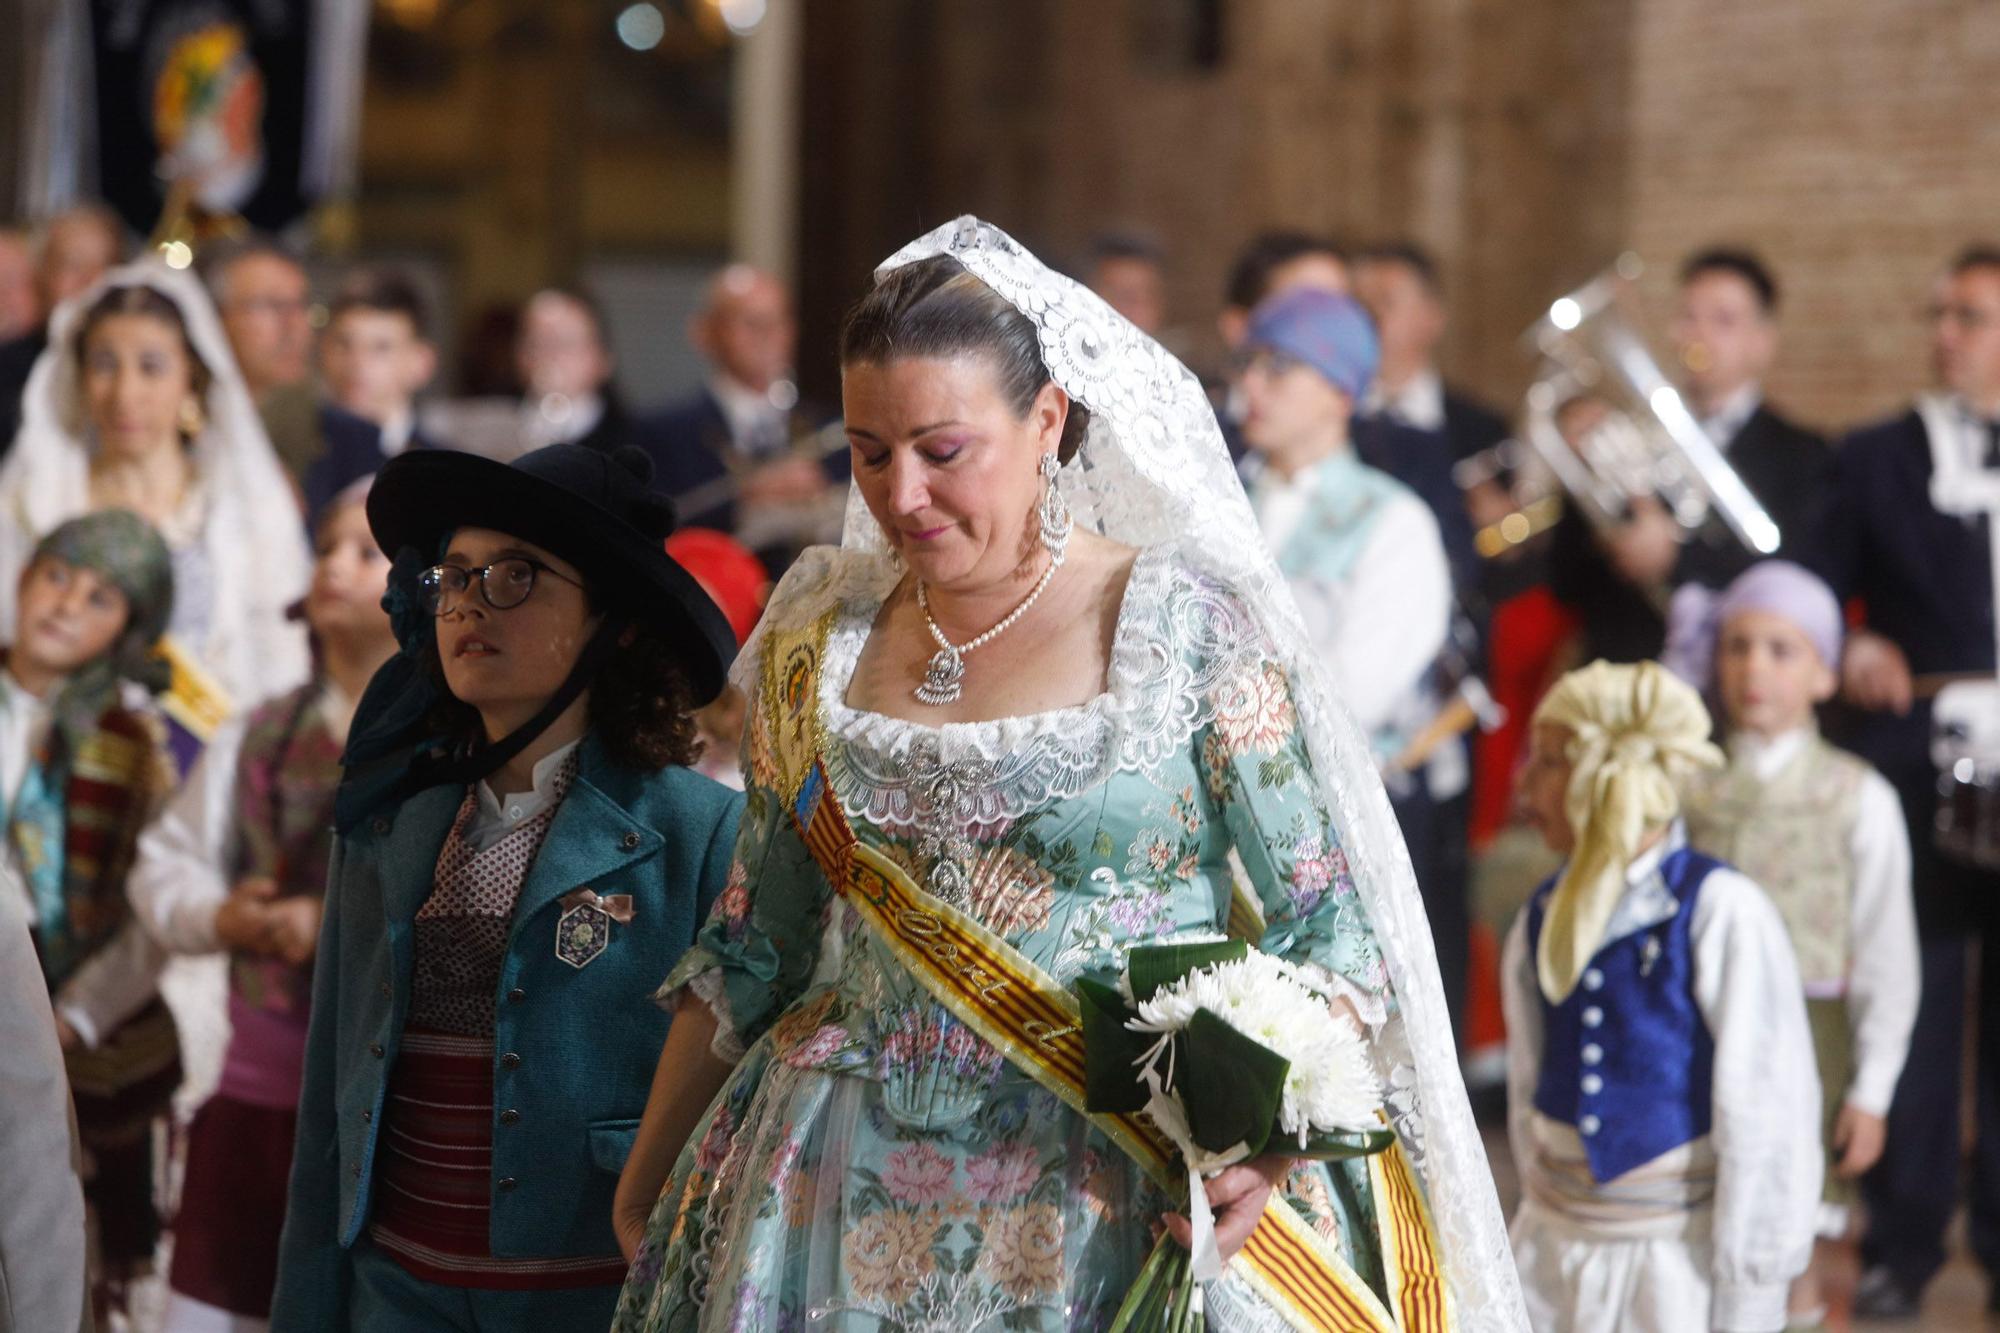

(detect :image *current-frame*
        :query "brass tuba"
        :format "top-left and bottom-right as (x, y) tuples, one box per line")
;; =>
(1519, 254), (1781, 556)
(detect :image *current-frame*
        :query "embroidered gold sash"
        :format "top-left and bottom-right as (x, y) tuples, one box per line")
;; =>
(760, 611), (1452, 1333)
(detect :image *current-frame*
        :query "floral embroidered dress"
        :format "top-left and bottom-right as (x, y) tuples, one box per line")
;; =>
(616, 544), (1404, 1333)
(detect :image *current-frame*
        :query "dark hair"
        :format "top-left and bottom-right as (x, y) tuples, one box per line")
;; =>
(330, 266), (432, 341)
(1084, 229), (1166, 271)
(197, 234), (305, 302)
(838, 255), (1093, 464)
(1357, 241), (1442, 295)
(72, 285), (213, 417)
(526, 284), (612, 347)
(1949, 245), (2000, 279)
(421, 610), (702, 773)
(1224, 230), (1348, 311)
(1679, 247), (1779, 314)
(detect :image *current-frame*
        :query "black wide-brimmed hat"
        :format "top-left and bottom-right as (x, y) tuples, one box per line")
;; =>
(367, 442), (737, 703)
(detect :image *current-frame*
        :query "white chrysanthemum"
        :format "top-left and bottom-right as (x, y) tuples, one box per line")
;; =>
(1129, 950), (1381, 1141)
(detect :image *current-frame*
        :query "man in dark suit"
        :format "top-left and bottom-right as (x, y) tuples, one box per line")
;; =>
(1548, 247), (1830, 663)
(1353, 243), (1510, 468)
(0, 205), (126, 458)
(1811, 245), (2000, 1320)
(631, 265), (843, 572)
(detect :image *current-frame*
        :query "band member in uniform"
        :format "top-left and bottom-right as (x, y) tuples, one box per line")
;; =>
(1809, 244), (2000, 1320)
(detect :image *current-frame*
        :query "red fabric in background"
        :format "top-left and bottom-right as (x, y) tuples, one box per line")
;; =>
(1471, 587), (1578, 849)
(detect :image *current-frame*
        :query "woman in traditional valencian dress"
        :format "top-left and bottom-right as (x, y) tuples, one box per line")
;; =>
(613, 219), (1524, 1332)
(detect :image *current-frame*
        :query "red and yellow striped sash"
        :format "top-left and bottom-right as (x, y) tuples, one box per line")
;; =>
(765, 614), (1452, 1333)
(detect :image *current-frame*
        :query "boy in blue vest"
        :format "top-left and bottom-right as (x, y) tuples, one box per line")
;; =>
(1502, 660), (1822, 1332)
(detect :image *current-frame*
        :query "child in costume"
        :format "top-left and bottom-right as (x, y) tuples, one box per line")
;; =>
(0, 508), (181, 1316)
(1668, 561), (1919, 1328)
(130, 482), (398, 1331)
(271, 444), (742, 1331)
(1503, 659), (1822, 1333)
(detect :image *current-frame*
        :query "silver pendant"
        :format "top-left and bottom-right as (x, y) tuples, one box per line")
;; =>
(914, 648), (965, 706)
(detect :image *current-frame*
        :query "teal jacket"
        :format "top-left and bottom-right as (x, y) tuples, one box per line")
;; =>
(271, 735), (742, 1326)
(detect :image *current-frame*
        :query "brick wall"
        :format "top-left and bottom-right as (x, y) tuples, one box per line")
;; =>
(798, 0), (2000, 435)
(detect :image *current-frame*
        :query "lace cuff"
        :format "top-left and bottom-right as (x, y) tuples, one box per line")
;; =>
(654, 948), (747, 1063)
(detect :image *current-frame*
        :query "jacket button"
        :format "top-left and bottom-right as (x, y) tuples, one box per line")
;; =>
(500, 1051), (522, 1071)
(370, 1043), (385, 1059)
(362, 1108), (373, 1123)
(621, 830), (642, 850)
(499, 1109), (520, 1125)
(1581, 1043), (1604, 1065)
(498, 1177), (518, 1192)
(373, 817), (391, 835)
(1582, 968), (1604, 992)
(1581, 1006), (1604, 1028)
(380, 980), (392, 998)
(352, 1164), (363, 1179)
(1580, 1074), (1603, 1096)
(1579, 1114), (1602, 1137)
(507, 988), (526, 1004)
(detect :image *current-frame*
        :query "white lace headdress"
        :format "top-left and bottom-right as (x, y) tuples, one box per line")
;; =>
(0, 258), (311, 706)
(845, 217), (1527, 1327)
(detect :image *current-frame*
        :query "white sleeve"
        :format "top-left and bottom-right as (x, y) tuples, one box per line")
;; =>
(128, 718), (250, 956)
(0, 881), (89, 1333)
(1693, 869), (1822, 1333)
(1499, 905), (1545, 1182)
(1842, 769), (1919, 1117)
(53, 918), (168, 1050)
(1311, 494), (1450, 736)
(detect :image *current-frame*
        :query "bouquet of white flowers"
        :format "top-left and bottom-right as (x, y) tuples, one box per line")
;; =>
(1077, 938), (1392, 1331)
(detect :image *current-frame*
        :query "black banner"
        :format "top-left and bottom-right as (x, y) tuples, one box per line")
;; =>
(91, 0), (316, 234)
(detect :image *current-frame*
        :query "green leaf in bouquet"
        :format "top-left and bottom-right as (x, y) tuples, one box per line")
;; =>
(1125, 939), (1249, 1003)
(1290, 1125), (1399, 1160)
(1076, 976), (1150, 1114)
(1179, 1008), (1289, 1158)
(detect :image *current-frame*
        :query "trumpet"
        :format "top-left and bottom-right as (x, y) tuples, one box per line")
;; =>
(1520, 255), (1781, 556)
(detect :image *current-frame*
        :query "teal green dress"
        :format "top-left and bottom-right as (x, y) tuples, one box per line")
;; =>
(615, 545), (1400, 1332)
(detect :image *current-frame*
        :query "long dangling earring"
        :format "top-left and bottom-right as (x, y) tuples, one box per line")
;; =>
(177, 395), (206, 439)
(1038, 451), (1072, 566)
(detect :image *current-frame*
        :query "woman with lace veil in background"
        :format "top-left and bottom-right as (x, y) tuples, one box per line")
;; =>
(611, 218), (1525, 1332)
(0, 259), (311, 713)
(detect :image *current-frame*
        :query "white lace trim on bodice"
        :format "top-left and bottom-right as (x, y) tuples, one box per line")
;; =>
(801, 543), (1266, 832)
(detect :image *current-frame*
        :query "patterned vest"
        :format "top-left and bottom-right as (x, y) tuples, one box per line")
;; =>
(1682, 734), (1864, 990)
(1526, 848), (1722, 1183)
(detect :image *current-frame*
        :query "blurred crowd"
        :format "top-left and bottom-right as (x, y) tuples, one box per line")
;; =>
(2, 199), (1998, 1331)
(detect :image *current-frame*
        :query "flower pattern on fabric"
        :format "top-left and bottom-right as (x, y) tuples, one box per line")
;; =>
(614, 545), (1405, 1332)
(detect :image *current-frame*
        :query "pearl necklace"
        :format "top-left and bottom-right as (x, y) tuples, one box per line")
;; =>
(913, 558), (1060, 706)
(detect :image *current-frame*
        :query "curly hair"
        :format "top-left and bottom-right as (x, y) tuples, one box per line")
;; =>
(421, 615), (703, 773)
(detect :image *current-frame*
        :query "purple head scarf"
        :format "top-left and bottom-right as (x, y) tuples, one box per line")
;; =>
(1242, 288), (1380, 401)
(1662, 559), (1844, 689)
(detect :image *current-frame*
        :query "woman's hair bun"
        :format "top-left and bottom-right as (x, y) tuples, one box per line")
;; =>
(611, 445), (656, 486)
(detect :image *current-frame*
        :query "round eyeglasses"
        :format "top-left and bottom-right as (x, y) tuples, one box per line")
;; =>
(418, 558), (584, 616)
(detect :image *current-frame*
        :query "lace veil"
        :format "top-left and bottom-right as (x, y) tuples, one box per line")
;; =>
(823, 218), (1527, 1327)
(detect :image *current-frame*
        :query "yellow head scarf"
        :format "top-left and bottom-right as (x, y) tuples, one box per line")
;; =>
(1530, 660), (1723, 1003)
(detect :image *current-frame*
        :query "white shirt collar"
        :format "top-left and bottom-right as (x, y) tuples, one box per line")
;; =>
(378, 407), (415, 457)
(474, 738), (583, 829)
(1697, 382), (1762, 449)
(1597, 820), (1689, 946)
(1725, 725), (1811, 781)
(708, 373), (784, 452)
(1366, 367), (1446, 433)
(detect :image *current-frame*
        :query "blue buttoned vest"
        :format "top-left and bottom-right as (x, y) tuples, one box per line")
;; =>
(1525, 847), (1722, 1183)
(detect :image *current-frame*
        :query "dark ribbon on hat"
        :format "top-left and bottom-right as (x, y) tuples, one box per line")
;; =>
(333, 549), (627, 833)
